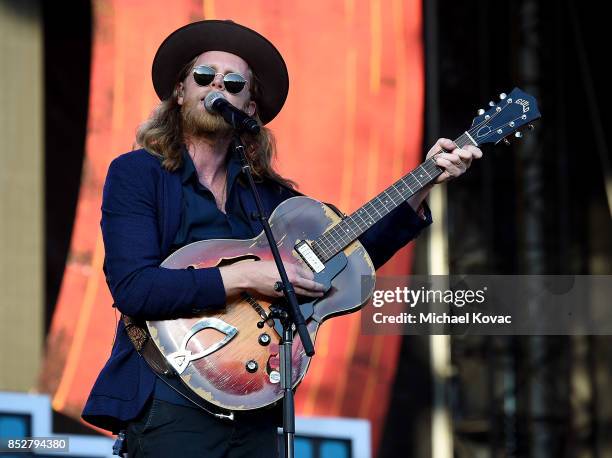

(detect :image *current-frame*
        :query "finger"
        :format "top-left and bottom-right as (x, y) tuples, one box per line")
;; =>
(286, 270), (308, 288)
(427, 138), (455, 160)
(299, 267), (315, 281)
(455, 149), (473, 168)
(294, 276), (326, 292)
(435, 170), (453, 183)
(465, 145), (483, 158)
(435, 157), (463, 177)
(437, 138), (457, 151)
(286, 262), (313, 280)
(437, 152), (465, 169)
(456, 148), (474, 162)
(294, 286), (325, 297)
(307, 278), (326, 292)
(456, 146), (481, 165)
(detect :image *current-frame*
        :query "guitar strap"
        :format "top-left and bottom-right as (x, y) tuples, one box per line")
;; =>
(121, 314), (172, 375)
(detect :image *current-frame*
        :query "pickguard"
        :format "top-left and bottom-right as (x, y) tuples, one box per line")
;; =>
(270, 251), (348, 337)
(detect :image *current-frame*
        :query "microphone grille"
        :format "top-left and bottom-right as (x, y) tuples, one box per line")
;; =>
(204, 91), (226, 113)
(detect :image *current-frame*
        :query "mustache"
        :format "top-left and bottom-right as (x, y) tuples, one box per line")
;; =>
(181, 99), (231, 135)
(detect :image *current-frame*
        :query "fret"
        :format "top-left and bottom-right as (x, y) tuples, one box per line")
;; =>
(378, 193), (392, 212)
(422, 159), (440, 179)
(317, 233), (331, 251)
(354, 209), (369, 229)
(334, 221), (351, 240)
(336, 220), (351, 242)
(338, 220), (357, 240)
(313, 240), (328, 259)
(345, 216), (361, 238)
(401, 177), (417, 195)
(389, 189), (400, 205)
(314, 245), (329, 262)
(326, 227), (342, 249)
(317, 234), (333, 257)
(395, 180), (411, 197)
(311, 242), (323, 259)
(357, 208), (375, 229)
(368, 200), (384, 218)
(330, 224), (349, 248)
(412, 171), (424, 187)
(402, 178), (417, 195)
(389, 184), (404, 203)
(416, 165), (432, 182)
(337, 231), (351, 249)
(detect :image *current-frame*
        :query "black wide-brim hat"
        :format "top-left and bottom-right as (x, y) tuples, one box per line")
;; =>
(152, 20), (289, 125)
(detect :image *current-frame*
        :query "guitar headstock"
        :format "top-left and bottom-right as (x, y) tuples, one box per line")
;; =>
(469, 88), (541, 146)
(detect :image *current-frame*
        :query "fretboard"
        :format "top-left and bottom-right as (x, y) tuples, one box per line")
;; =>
(311, 132), (476, 262)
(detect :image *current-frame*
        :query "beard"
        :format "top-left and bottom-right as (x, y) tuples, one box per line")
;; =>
(181, 97), (232, 137)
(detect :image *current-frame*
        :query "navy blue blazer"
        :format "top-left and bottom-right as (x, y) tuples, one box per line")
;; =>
(82, 148), (432, 432)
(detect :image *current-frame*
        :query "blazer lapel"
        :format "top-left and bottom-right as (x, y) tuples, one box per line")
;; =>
(159, 169), (183, 257)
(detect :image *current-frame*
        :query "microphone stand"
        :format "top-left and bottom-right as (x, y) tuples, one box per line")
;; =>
(230, 132), (315, 458)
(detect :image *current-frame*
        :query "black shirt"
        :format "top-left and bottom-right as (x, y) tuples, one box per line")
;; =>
(155, 147), (255, 407)
(171, 148), (255, 251)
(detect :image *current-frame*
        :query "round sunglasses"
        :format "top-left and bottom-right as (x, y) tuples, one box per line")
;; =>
(192, 65), (249, 94)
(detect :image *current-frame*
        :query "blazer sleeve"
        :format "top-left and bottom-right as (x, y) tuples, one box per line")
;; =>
(101, 155), (226, 320)
(358, 201), (432, 270)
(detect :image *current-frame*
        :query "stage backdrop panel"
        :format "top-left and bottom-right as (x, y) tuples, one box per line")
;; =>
(39, 0), (424, 451)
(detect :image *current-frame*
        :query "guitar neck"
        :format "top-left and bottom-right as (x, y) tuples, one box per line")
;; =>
(311, 132), (477, 262)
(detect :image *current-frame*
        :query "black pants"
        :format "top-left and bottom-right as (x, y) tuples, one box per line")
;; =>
(126, 399), (279, 457)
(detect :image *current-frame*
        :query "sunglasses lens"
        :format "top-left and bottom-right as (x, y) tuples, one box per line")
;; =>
(223, 73), (247, 94)
(192, 66), (247, 94)
(193, 66), (215, 86)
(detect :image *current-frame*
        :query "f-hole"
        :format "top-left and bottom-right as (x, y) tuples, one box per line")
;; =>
(216, 254), (260, 268)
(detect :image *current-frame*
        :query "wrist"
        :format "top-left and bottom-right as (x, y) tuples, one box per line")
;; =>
(219, 263), (251, 295)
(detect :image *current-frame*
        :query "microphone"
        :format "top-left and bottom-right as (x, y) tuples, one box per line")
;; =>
(204, 92), (260, 135)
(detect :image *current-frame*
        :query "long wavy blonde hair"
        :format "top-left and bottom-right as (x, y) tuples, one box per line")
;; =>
(136, 57), (296, 189)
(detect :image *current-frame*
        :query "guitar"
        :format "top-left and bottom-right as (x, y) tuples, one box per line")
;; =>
(147, 88), (541, 413)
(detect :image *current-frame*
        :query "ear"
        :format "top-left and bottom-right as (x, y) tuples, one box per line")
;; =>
(177, 83), (185, 106)
(245, 100), (256, 117)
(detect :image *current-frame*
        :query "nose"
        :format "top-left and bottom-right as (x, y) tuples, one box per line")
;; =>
(210, 73), (225, 91)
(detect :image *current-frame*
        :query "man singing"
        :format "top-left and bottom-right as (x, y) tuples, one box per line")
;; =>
(82, 20), (481, 457)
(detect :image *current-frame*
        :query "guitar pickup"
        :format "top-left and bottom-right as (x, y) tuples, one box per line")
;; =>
(295, 241), (325, 273)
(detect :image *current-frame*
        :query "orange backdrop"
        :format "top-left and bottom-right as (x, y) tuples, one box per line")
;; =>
(40, 0), (424, 452)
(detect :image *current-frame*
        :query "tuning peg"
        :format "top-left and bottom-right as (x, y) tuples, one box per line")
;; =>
(499, 93), (507, 100)
(477, 109), (485, 115)
(489, 101), (495, 107)
(503, 138), (511, 146)
(528, 124), (535, 130)
(515, 131), (523, 138)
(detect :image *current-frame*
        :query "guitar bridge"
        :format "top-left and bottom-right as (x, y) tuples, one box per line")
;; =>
(295, 240), (325, 273)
